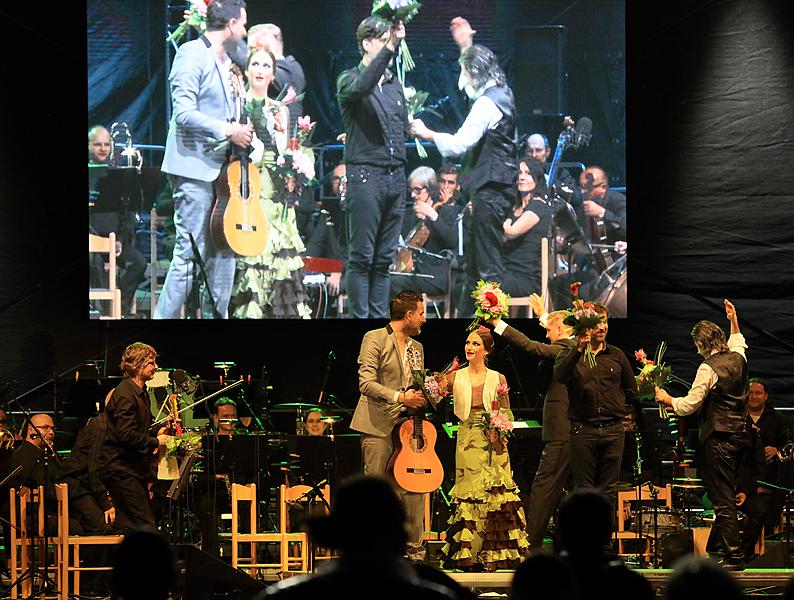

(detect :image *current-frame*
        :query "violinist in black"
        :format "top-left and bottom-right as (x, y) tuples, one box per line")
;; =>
(390, 167), (460, 299)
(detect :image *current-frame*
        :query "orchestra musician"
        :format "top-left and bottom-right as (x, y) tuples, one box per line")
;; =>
(390, 166), (460, 299)
(211, 396), (239, 435)
(101, 343), (172, 528)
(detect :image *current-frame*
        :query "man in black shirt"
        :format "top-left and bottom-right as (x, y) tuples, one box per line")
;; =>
(337, 17), (410, 318)
(101, 342), (171, 528)
(736, 378), (790, 561)
(554, 307), (637, 499)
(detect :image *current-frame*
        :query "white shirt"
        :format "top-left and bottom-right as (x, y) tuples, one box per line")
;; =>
(434, 80), (504, 157)
(670, 333), (748, 416)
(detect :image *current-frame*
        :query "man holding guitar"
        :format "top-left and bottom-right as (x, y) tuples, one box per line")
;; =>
(350, 290), (428, 562)
(156, 0), (252, 319)
(577, 165), (626, 267)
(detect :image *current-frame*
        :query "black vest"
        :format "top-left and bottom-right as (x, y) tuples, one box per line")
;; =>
(464, 84), (517, 191)
(699, 350), (748, 442)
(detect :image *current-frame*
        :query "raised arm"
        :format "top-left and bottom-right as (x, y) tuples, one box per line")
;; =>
(724, 299), (740, 335)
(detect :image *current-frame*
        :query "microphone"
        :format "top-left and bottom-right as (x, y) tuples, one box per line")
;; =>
(574, 117), (592, 147)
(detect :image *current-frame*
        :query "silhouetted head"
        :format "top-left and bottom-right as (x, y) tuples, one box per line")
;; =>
(664, 557), (742, 600)
(511, 552), (578, 600)
(556, 489), (613, 558)
(308, 476), (407, 555)
(112, 530), (174, 600)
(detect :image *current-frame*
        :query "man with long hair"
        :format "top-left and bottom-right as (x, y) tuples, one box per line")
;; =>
(657, 299), (749, 570)
(411, 45), (517, 316)
(101, 343), (171, 528)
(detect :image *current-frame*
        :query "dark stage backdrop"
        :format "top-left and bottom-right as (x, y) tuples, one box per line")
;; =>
(0, 1), (793, 425)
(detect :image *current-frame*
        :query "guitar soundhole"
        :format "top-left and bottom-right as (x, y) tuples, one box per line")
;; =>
(410, 436), (426, 453)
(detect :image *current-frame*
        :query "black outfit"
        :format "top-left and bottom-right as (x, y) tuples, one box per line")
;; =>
(501, 198), (553, 298)
(390, 200), (461, 297)
(571, 188), (627, 246)
(500, 325), (573, 549)
(696, 350), (750, 564)
(459, 84), (517, 316)
(8, 440), (62, 535)
(554, 343), (638, 498)
(60, 415), (115, 533)
(273, 55), (306, 127)
(101, 377), (159, 528)
(337, 47), (409, 318)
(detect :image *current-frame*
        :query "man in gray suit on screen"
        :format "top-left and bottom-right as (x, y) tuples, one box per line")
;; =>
(156, 0), (252, 319)
(350, 290), (428, 561)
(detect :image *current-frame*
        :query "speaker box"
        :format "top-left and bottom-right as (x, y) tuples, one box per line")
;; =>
(514, 26), (567, 116)
(172, 544), (266, 599)
(659, 530), (694, 568)
(748, 540), (794, 568)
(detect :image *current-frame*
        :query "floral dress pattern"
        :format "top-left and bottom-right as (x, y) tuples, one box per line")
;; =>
(441, 370), (529, 570)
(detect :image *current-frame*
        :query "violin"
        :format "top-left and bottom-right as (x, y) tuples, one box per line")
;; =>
(391, 197), (447, 273)
(210, 64), (268, 257)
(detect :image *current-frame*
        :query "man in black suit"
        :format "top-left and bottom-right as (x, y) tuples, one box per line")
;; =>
(486, 296), (574, 549)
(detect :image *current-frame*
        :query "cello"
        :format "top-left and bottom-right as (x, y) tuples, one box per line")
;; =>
(210, 65), (268, 257)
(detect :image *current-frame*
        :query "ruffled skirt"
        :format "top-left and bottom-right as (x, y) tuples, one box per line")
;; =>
(231, 192), (311, 319)
(441, 409), (529, 570)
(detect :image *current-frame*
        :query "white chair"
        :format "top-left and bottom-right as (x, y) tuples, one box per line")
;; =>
(89, 233), (121, 319)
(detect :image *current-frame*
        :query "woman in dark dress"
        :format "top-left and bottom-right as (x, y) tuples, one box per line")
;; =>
(501, 157), (553, 297)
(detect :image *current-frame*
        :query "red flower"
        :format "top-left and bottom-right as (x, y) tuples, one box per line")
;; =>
(634, 349), (647, 363)
(570, 281), (582, 298)
(484, 291), (498, 307)
(288, 137), (300, 151)
(491, 400), (499, 412)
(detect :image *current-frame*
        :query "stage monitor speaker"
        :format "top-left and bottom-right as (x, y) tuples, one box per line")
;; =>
(659, 530), (694, 568)
(514, 26), (567, 116)
(748, 540), (794, 568)
(172, 544), (266, 599)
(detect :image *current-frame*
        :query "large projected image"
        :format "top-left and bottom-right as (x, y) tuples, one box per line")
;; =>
(87, 1), (625, 321)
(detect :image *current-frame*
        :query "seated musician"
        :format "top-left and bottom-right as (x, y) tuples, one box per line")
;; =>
(390, 166), (461, 300)
(88, 123), (147, 318)
(210, 396), (239, 435)
(305, 408), (328, 437)
(572, 165), (626, 253)
(501, 157), (554, 297)
(60, 414), (118, 533)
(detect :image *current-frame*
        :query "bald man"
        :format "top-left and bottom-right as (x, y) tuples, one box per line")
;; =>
(8, 413), (59, 490)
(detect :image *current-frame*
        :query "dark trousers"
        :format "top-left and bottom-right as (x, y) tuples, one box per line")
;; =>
(104, 472), (155, 529)
(527, 439), (571, 549)
(703, 432), (749, 560)
(569, 421), (625, 498)
(740, 492), (774, 558)
(119, 242), (147, 315)
(345, 165), (405, 318)
(459, 182), (512, 316)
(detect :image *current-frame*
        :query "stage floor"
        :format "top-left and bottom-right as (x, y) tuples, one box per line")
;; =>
(447, 568), (794, 593)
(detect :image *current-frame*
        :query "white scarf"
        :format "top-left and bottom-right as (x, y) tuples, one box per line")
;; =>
(453, 366), (499, 421)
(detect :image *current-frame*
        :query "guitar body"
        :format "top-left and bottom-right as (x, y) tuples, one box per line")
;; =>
(211, 158), (268, 257)
(389, 417), (444, 493)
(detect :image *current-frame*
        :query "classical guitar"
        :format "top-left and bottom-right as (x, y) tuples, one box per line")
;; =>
(388, 414), (444, 493)
(210, 65), (268, 257)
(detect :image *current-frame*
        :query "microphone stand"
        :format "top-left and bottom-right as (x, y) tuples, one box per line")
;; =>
(188, 232), (222, 319)
(316, 352), (335, 407)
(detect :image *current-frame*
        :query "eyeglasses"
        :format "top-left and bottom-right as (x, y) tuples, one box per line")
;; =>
(409, 186), (426, 193)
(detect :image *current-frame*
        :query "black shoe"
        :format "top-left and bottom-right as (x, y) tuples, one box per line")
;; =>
(714, 556), (745, 572)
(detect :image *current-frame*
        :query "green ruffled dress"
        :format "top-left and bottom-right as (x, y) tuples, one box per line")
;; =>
(441, 381), (529, 570)
(230, 104), (311, 319)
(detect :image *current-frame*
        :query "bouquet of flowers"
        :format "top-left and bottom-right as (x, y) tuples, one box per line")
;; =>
(371, 0), (422, 86)
(403, 86), (440, 158)
(468, 280), (511, 331)
(166, 0), (210, 45)
(385, 353), (463, 417)
(634, 343), (674, 419)
(562, 282), (606, 368)
(479, 382), (513, 464)
(165, 430), (203, 458)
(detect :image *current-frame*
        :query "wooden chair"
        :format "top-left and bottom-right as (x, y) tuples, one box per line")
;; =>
(89, 233), (122, 319)
(616, 484), (673, 561)
(9, 486), (47, 599)
(53, 483), (124, 600)
(280, 483), (333, 571)
(230, 483), (284, 577)
(423, 492), (446, 541)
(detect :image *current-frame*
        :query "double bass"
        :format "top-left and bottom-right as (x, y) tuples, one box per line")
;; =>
(210, 65), (268, 257)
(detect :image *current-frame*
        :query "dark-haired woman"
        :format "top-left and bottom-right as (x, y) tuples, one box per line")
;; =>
(501, 157), (553, 297)
(440, 328), (529, 571)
